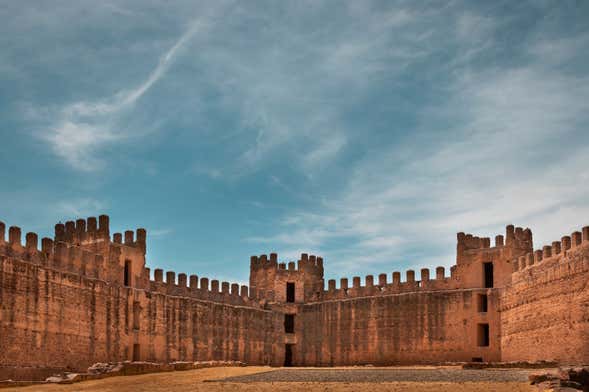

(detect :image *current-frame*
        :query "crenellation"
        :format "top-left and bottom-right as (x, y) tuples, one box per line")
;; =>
(495, 234), (504, 247)
(583, 226), (589, 242)
(279, 262), (286, 270)
(352, 276), (361, 288)
(41, 237), (53, 257)
(54, 223), (65, 242)
(392, 271), (401, 285)
(200, 277), (209, 291)
(166, 271), (176, 285)
(406, 269), (415, 282)
(98, 214), (109, 235)
(178, 273), (187, 287)
(0, 221), (5, 242)
(136, 228), (146, 253)
(113, 233), (122, 244)
(328, 279), (336, 291)
(189, 274), (198, 288)
(562, 235), (571, 251)
(542, 245), (552, 259)
(211, 279), (219, 292)
(76, 218), (86, 241)
(154, 269), (163, 282)
(124, 230), (134, 245)
(9, 226), (21, 246)
(378, 273), (387, 286)
(436, 266), (445, 280)
(222, 281), (230, 294)
(365, 275), (374, 287)
(552, 241), (561, 255)
(288, 261), (295, 271)
(534, 249), (543, 264)
(420, 268), (430, 282)
(87, 216), (97, 233)
(506, 224), (515, 245)
(572, 231), (582, 248)
(231, 283), (239, 295)
(240, 285), (249, 298)
(65, 221), (75, 242)
(481, 237), (490, 248)
(340, 278), (348, 290)
(25, 232), (37, 250)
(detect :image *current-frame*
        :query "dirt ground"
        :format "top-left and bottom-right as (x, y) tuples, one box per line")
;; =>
(2, 366), (536, 392)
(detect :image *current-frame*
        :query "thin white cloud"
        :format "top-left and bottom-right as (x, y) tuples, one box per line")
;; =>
(251, 30), (589, 279)
(42, 19), (206, 171)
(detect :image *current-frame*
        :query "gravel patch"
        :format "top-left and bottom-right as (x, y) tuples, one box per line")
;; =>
(213, 368), (532, 383)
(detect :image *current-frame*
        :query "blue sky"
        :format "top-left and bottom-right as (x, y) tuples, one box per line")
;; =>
(1, 1), (589, 285)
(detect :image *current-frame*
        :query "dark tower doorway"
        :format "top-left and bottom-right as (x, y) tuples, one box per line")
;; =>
(284, 344), (293, 367)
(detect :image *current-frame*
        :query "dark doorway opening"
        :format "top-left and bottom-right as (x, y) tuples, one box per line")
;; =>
(284, 344), (293, 367)
(124, 260), (132, 287)
(483, 262), (493, 288)
(472, 357), (484, 362)
(286, 282), (295, 303)
(477, 323), (490, 347)
(133, 344), (140, 361)
(478, 294), (488, 313)
(284, 314), (295, 333)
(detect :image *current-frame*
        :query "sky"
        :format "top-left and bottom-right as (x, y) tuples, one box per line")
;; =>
(1, 1), (589, 286)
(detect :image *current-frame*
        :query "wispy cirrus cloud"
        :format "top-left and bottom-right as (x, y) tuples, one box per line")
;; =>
(247, 23), (589, 279)
(40, 19), (207, 171)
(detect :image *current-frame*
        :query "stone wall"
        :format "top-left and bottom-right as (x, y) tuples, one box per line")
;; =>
(499, 227), (589, 363)
(295, 287), (501, 366)
(0, 255), (278, 380)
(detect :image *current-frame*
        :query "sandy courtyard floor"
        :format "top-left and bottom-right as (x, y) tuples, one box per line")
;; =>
(3, 366), (538, 392)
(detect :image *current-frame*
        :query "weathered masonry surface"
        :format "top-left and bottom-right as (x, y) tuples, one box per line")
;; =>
(0, 216), (588, 380)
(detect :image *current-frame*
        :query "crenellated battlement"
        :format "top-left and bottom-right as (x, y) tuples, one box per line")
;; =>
(0, 219), (108, 280)
(321, 265), (458, 301)
(511, 225), (589, 275)
(2, 215), (589, 371)
(146, 267), (257, 306)
(457, 225), (532, 264)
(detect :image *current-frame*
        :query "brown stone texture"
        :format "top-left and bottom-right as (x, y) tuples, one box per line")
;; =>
(499, 233), (589, 363)
(0, 217), (588, 380)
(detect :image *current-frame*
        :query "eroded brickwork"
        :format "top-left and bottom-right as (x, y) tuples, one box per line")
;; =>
(0, 216), (588, 380)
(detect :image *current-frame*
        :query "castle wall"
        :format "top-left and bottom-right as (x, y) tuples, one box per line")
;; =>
(295, 287), (501, 366)
(0, 219), (278, 381)
(2, 216), (589, 378)
(499, 227), (589, 363)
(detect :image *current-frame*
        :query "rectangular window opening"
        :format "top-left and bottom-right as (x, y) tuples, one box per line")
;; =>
(284, 314), (295, 333)
(478, 294), (488, 313)
(286, 282), (295, 303)
(124, 259), (132, 287)
(472, 357), (483, 362)
(483, 262), (493, 288)
(477, 323), (490, 347)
